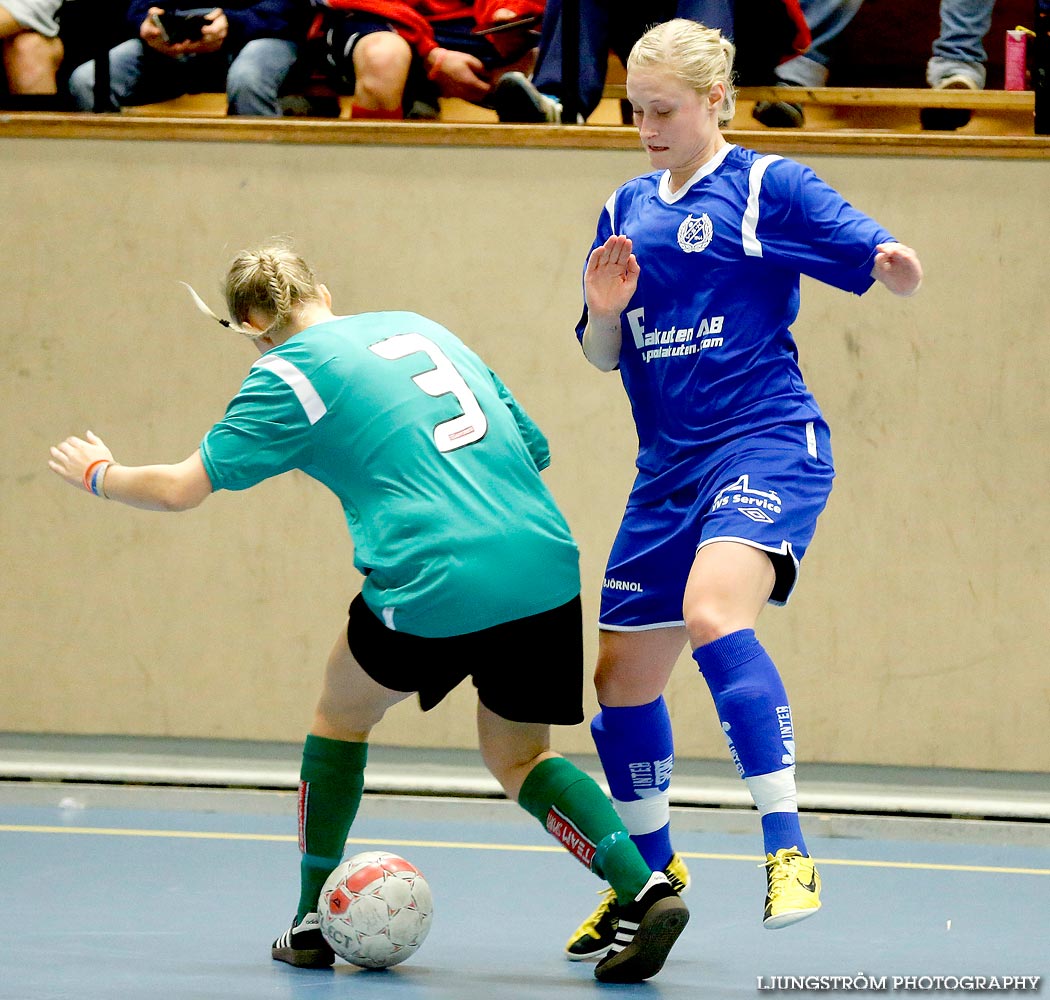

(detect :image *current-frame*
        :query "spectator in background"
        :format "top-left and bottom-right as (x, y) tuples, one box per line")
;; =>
(303, 0), (542, 120)
(1, 0), (63, 102)
(752, 0), (864, 127)
(920, 0), (996, 129)
(928, 0), (996, 89)
(488, 0), (810, 124)
(67, 1), (305, 115)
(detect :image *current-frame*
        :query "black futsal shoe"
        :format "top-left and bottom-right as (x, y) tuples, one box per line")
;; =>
(271, 912), (335, 968)
(593, 872), (689, 983)
(566, 851), (689, 961)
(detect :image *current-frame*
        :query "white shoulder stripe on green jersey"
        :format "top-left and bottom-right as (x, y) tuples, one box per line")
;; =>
(251, 355), (327, 425)
(742, 154), (782, 258)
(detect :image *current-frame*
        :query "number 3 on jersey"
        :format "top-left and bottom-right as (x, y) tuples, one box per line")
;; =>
(369, 333), (488, 453)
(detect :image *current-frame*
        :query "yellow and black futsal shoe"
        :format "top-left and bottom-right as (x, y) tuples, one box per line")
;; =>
(564, 852), (691, 961)
(565, 886), (618, 961)
(271, 912), (335, 968)
(663, 851), (690, 896)
(593, 872), (690, 983)
(762, 848), (822, 929)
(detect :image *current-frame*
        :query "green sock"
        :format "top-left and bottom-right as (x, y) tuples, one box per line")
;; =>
(296, 734), (368, 920)
(518, 756), (651, 903)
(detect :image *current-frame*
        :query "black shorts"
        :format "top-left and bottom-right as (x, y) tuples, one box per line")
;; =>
(317, 13), (397, 91)
(346, 594), (584, 726)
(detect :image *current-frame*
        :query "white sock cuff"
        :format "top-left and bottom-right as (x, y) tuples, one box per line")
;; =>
(746, 767), (799, 816)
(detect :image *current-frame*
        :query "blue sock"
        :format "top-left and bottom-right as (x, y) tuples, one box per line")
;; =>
(761, 810), (804, 855)
(590, 697), (675, 871)
(693, 629), (807, 856)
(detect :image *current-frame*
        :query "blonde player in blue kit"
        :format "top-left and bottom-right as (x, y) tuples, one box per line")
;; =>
(48, 241), (689, 984)
(563, 19), (924, 961)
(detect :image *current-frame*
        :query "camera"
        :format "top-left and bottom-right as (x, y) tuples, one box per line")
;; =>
(150, 8), (213, 44)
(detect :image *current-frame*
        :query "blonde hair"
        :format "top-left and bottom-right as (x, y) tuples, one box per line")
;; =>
(223, 240), (323, 339)
(627, 18), (737, 126)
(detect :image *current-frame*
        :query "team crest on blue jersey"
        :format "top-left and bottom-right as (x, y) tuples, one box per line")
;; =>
(676, 213), (713, 253)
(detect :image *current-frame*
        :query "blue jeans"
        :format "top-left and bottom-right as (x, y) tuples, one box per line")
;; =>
(775, 0), (865, 86)
(531, 0), (733, 118)
(68, 37), (298, 116)
(927, 0), (996, 88)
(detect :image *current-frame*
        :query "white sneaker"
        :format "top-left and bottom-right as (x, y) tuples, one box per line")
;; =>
(934, 73), (981, 91)
(489, 71), (563, 123)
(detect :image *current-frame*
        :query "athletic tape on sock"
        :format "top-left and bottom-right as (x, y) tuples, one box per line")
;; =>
(612, 790), (671, 836)
(746, 767), (799, 815)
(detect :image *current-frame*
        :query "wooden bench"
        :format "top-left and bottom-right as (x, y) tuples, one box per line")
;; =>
(121, 86), (1039, 136)
(734, 86), (1035, 135)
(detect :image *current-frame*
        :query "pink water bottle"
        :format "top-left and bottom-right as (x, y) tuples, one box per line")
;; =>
(1005, 28), (1029, 91)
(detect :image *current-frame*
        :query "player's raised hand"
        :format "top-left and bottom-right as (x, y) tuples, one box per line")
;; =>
(872, 242), (923, 297)
(585, 235), (640, 318)
(49, 430), (114, 493)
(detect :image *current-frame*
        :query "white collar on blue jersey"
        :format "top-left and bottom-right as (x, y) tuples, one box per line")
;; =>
(659, 143), (736, 204)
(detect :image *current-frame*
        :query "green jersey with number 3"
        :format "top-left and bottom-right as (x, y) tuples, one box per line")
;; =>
(200, 311), (580, 637)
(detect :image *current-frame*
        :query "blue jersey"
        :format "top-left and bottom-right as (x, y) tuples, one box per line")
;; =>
(577, 144), (894, 503)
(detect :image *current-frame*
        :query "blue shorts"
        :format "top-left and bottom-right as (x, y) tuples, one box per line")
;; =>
(599, 422), (835, 630)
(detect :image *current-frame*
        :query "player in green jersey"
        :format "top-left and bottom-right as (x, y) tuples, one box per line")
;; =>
(48, 239), (688, 983)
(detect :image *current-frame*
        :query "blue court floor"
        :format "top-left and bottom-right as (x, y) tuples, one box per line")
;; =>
(1, 738), (1048, 999)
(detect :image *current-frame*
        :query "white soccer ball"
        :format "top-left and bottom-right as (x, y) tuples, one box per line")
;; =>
(318, 851), (434, 968)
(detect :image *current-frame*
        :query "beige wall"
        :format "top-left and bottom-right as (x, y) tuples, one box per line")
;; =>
(2, 135), (1048, 771)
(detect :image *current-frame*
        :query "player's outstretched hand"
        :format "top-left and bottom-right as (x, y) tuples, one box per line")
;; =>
(873, 242), (923, 297)
(49, 430), (114, 493)
(586, 235), (640, 318)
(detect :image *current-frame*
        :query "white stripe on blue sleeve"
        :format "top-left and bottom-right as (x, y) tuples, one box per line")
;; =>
(742, 154), (782, 258)
(604, 190), (618, 233)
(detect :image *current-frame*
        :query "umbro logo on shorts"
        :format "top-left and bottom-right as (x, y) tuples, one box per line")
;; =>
(712, 474), (783, 521)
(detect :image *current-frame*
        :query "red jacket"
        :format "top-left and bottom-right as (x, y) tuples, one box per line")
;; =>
(780, 0), (811, 58)
(314, 1), (810, 70)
